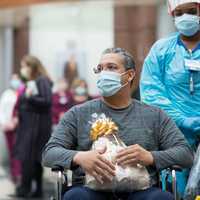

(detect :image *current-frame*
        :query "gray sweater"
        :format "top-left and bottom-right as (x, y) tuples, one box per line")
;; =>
(42, 99), (193, 186)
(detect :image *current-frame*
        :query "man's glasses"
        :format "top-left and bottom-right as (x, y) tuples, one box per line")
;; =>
(93, 64), (119, 74)
(93, 67), (100, 74)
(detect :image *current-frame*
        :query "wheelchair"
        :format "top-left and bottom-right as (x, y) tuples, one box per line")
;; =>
(50, 165), (182, 200)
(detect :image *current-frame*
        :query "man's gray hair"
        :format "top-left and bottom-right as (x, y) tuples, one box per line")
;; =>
(102, 47), (135, 70)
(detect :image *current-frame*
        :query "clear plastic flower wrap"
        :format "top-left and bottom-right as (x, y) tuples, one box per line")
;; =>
(184, 144), (200, 200)
(85, 113), (150, 192)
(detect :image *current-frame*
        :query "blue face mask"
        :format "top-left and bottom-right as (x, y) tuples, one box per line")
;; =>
(10, 79), (21, 90)
(97, 71), (128, 97)
(75, 87), (87, 96)
(175, 14), (200, 37)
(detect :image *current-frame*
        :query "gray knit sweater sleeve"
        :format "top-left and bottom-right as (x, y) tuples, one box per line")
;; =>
(42, 107), (78, 169)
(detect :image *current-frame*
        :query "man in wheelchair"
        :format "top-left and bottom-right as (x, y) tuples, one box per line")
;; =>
(42, 48), (193, 200)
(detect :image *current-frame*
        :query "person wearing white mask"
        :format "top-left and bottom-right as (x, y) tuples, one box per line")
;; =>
(140, 0), (200, 197)
(71, 78), (92, 105)
(0, 74), (22, 183)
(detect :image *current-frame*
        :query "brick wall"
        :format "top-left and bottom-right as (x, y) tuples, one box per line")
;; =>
(114, 5), (157, 98)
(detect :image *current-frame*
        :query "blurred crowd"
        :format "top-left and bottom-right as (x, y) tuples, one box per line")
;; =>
(0, 54), (94, 198)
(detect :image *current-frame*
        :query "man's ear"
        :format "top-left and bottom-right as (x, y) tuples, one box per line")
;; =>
(128, 69), (136, 82)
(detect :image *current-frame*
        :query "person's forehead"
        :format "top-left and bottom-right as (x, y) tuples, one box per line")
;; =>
(12, 74), (19, 79)
(79, 81), (86, 85)
(100, 53), (124, 65)
(21, 61), (27, 67)
(175, 2), (197, 10)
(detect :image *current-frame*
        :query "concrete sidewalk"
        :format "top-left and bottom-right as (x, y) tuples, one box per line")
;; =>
(0, 166), (15, 200)
(0, 166), (55, 200)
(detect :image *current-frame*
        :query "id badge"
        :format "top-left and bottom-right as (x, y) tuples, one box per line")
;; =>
(185, 59), (200, 71)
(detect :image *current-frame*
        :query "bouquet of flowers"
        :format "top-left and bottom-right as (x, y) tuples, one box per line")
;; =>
(85, 114), (150, 192)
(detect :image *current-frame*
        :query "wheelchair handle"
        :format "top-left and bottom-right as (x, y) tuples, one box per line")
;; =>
(169, 165), (182, 172)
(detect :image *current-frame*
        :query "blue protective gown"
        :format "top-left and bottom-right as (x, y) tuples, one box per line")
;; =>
(140, 32), (200, 196)
(140, 32), (200, 147)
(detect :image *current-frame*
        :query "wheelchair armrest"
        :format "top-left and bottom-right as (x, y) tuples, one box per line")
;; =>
(51, 166), (64, 200)
(51, 166), (73, 187)
(161, 165), (182, 199)
(51, 165), (64, 172)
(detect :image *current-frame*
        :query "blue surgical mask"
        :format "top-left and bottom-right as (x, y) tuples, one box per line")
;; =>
(75, 87), (87, 96)
(175, 14), (200, 37)
(10, 79), (21, 90)
(97, 71), (128, 97)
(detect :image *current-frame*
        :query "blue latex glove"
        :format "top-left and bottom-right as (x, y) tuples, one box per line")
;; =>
(182, 117), (200, 133)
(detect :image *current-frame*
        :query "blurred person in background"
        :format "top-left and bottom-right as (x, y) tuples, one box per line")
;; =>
(63, 55), (79, 88)
(56, 40), (87, 81)
(14, 55), (52, 198)
(0, 74), (22, 183)
(52, 78), (74, 126)
(71, 78), (93, 105)
(140, 0), (200, 197)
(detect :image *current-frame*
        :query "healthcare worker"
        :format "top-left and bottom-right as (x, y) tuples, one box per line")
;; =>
(140, 0), (200, 197)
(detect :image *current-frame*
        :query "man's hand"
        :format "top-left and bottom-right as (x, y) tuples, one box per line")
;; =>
(73, 149), (115, 184)
(2, 117), (18, 131)
(3, 122), (15, 131)
(116, 144), (154, 167)
(25, 88), (33, 97)
(59, 112), (65, 120)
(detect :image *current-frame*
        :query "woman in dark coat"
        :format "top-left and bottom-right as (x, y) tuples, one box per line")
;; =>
(14, 55), (52, 198)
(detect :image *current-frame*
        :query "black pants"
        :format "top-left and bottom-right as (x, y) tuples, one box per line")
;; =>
(21, 160), (43, 193)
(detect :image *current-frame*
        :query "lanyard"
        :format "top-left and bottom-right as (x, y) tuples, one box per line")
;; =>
(189, 71), (194, 95)
(188, 49), (194, 95)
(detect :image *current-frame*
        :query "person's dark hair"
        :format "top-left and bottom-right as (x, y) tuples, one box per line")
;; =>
(102, 47), (135, 71)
